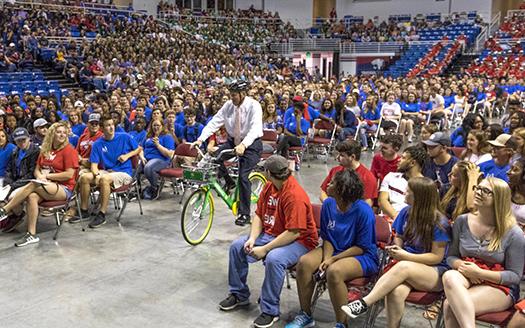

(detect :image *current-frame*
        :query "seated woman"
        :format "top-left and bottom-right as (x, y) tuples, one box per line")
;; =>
(342, 177), (450, 327)
(511, 127), (525, 164)
(358, 95), (381, 150)
(316, 99), (337, 138)
(379, 93), (402, 134)
(0, 122), (79, 247)
(442, 177), (525, 328)
(286, 169), (378, 328)
(262, 100), (283, 154)
(441, 161), (479, 221)
(450, 113), (485, 148)
(276, 102), (309, 158)
(507, 158), (525, 231)
(335, 100), (357, 142)
(461, 130), (492, 164)
(399, 92), (422, 143)
(139, 117), (175, 200)
(68, 109), (86, 137)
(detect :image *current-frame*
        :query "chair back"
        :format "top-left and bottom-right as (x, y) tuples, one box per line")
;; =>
(262, 129), (278, 142)
(314, 119), (334, 131)
(175, 143), (199, 157)
(311, 203), (322, 229)
(375, 214), (393, 248)
(450, 146), (465, 158)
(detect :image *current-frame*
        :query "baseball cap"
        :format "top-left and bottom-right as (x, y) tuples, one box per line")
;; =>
(422, 132), (451, 147)
(13, 127), (30, 141)
(488, 134), (517, 150)
(292, 95), (304, 103)
(88, 113), (101, 123)
(263, 155), (289, 175)
(33, 118), (48, 129)
(74, 100), (84, 107)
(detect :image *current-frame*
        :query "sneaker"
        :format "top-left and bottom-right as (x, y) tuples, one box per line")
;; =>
(142, 187), (154, 200)
(0, 207), (8, 222)
(254, 313), (279, 328)
(334, 323), (346, 328)
(341, 299), (368, 319)
(2, 211), (25, 232)
(218, 294), (249, 311)
(14, 232), (40, 247)
(88, 212), (106, 229)
(235, 214), (251, 226)
(285, 311), (314, 328)
(69, 209), (90, 224)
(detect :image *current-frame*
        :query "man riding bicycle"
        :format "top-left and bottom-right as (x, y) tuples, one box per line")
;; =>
(192, 80), (263, 226)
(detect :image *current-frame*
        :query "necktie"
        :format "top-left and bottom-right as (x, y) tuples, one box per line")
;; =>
(234, 106), (241, 145)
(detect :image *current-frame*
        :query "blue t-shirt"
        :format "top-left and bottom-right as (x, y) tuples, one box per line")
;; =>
(320, 198), (379, 276)
(392, 206), (450, 266)
(144, 107), (152, 122)
(423, 156), (458, 192)
(479, 159), (510, 182)
(362, 108), (381, 121)
(142, 134), (175, 161)
(285, 114), (310, 143)
(450, 127), (465, 147)
(175, 112), (185, 126)
(71, 123), (86, 137)
(0, 143), (15, 176)
(284, 106), (319, 123)
(444, 95), (455, 108)
(183, 123), (204, 143)
(129, 130), (147, 146)
(69, 135), (79, 148)
(401, 102), (420, 113)
(90, 133), (138, 176)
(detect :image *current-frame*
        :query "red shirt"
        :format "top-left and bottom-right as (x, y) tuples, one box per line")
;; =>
(76, 130), (103, 159)
(320, 165), (378, 200)
(255, 176), (318, 250)
(371, 153), (400, 184)
(37, 144), (79, 191)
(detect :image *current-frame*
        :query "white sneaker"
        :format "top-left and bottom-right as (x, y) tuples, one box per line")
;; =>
(15, 232), (40, 247)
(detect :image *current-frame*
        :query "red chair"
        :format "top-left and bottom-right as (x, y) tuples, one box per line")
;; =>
(306, 120), (337, 166)
(157, 143), (198, 201)
(39, 194), (81, 240)
(261, 129), (278, 159)
(476, 309), (515, 327)
(110, 156), (143, 222)
(450, 147), (465, 158)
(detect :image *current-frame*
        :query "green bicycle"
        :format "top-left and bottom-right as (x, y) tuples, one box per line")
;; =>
(180, 149), (267, 245)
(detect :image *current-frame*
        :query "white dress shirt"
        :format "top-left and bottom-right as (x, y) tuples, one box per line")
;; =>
(198, 96), (263, 147)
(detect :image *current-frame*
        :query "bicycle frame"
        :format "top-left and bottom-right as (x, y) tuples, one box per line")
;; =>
(205, 177), (239, 210)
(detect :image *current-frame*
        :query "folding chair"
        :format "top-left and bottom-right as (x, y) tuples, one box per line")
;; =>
(110, 156), (144, 222)
(476, 309), (516, 327)
(39, 193), (81, 240)
(306, 120), (337, 165)
(261, 129), (278, 160)
(289, 137), (308, 170)
(157, 143), (198, 202)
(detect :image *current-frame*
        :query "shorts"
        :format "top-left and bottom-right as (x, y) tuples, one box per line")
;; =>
(98, 171), (132, 189)
(381, 120), (398, 130)
(61, 185), (73, 200)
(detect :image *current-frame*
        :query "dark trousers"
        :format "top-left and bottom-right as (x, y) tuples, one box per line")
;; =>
(215, 138), (262, 216)
(276, 135), (302, 157)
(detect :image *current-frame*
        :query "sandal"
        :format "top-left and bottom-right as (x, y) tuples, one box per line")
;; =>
(423, 299), (442, 320)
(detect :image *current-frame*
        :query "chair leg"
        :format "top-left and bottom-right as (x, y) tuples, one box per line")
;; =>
(286, 270), (291, 289)
(155, 178), (165, 200)
(116, 195), (127, 222)
(310, 280), (326, 315)
(135, 184), (143, 215)
(53, 212), (62, 240)
(76, 194), (86, 232)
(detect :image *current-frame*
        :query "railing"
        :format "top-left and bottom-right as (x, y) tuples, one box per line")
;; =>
(474, 11), (501, 53)
(157, 11), (285, 24)
(506, 9), (525, 18)
(340, 42), (405, 54)
(9, 0), (143, 16)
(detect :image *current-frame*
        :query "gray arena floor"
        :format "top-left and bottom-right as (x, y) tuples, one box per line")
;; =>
(0, 152), (521, 327)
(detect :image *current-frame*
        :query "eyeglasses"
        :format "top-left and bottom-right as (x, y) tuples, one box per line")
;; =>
(472, 185), (493, 197)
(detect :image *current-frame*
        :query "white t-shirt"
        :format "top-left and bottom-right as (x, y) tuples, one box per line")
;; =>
(430, 94), (445, 110)
(381, 102), (401, 117)
(380, 172), (409, 214)
(465, 153), (492, 165)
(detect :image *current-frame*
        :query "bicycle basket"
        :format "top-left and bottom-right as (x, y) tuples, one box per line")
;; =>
(182, 163), (219, 182)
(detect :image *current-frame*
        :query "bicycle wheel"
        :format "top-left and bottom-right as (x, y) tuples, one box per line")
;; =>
(181, 188), (215, 245)
(249, 172), (267, 203)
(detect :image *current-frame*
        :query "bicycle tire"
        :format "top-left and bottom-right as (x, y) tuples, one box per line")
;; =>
(249, 172), (267, 204)
(181, 188), (215, 245)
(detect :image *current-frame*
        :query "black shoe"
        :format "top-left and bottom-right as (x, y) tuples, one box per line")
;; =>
(88, 212), (106, 229)
(341, 299), (368, 319)
(2, 211), (25, 232)
(69, 209), (90, 224)
(218, 294), (249, 311)
(253, 313), (279, 328)
(235, 214), (251, 226)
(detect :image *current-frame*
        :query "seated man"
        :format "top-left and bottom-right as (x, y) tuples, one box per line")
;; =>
(77, 116), (140, 228)
(0, 128), (40, 232)
(479, 134), (516, 182)
(379, 145), (427, 219)
(219, 155), (318, 328)
(370, 134), (402, 185)
(320, 140), (377, 206)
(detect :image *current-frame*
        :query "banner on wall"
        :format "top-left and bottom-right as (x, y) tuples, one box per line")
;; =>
(356, 56), (394, 75)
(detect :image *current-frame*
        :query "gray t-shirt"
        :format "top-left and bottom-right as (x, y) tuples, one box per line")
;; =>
(447, 214), (525, 286)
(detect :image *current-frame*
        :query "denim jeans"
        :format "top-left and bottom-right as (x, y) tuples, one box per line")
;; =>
(143, 158), (170, 189)
(228, 233), (308, 316)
